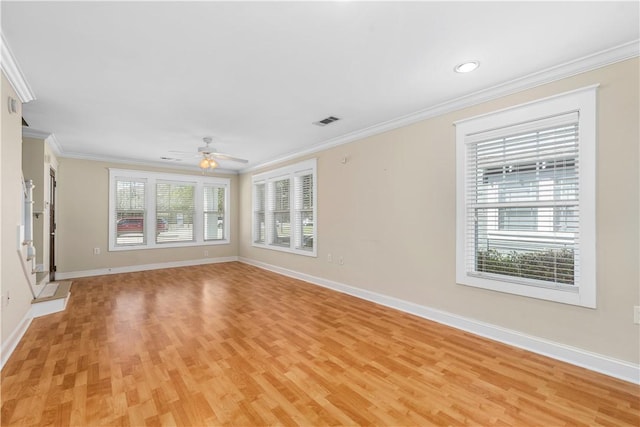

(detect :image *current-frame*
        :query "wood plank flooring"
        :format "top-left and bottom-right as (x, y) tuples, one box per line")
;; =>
(2, 262), (638, 426)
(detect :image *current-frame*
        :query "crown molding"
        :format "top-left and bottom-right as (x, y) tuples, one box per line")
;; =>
(22, 127), (49, 139)
(240, 39), (640, 174)
(1, 33), (35, 103)
(22, 127), (238, 174)
(58, 150), (239, 175)
(22, 127), (63, 157)
(46, 134), (63, 157)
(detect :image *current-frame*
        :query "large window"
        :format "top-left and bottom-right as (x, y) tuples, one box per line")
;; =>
(109, 169), (230, 251)
(456, 86), (596, 308)
(252, 159), (317, 256)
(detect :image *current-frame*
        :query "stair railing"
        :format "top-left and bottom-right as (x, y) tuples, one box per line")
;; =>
(19, 175), (37, 299)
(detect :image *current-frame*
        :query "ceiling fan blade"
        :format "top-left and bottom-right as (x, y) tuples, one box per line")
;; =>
(168, 150), (200, 158)
(210, 153), (249, 163)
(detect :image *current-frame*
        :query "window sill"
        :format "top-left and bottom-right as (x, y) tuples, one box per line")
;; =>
(109, 239), (230, 252)
(456, 272), (595, 308)
(252, 242), (317, 258)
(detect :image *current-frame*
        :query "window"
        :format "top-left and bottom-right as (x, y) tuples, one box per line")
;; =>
(252, 159), (317, 256)
(294, 173), (314, 251)
(204, 185), (226, 241)
(455, 86), (597, 308)
(156, 181), (195, 243)
(109, 169), (230, 251)
(114, 179), (147, 246)
(253, 183), (265, 244)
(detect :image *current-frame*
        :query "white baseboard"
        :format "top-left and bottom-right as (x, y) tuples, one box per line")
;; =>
(55, 256), (239, 280)
(1, 310), (33, 370)
(239, 257), (640, 385)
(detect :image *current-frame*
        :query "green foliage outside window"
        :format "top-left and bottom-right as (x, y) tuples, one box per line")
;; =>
(476, 249), (574, 285)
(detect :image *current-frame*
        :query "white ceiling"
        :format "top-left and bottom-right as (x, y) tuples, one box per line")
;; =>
(2, 1), (639, 173)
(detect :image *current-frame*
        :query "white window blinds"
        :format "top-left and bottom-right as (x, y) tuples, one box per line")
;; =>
(254, 182), (265, 244)
(252, 159), (317, 257)
(268, 178), (291, 248)
(465, 112), (579, 288)
(294, 173), (314, 251)
(204, 185), (225, 241)
(114, 179), (147, 246)
(109, 169), (231, 251)
(156, 181), (196, 243)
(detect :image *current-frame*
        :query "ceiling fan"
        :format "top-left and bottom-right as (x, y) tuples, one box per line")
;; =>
(170, 137), (249, 170)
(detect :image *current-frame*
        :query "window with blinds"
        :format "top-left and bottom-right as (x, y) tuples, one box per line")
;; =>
(252, 159), (317, 256)
(254, 183), (266, 244)
(294, 173), (314, 251)
(114, 179), (147, 246)
(455, 86), (597, 308)
(469, 117), (578, 286)
(108, 169), (230, 251)
(269, 178), (291, 247)
(156, 181), (196, 243)
(204, 185), (225, 241)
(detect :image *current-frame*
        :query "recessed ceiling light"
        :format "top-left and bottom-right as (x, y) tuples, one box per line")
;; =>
(454, 61), (480, 73)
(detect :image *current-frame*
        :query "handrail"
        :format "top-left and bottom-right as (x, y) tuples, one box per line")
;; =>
(23, 178), (34, 246)
(19, 174), (37, 299)
(17, 248), (37, 299)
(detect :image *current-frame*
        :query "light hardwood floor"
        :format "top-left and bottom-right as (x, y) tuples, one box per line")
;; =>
(1, 262), (638, 426)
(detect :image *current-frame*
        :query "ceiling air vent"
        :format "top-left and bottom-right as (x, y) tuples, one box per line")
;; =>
(313, 116), (340, 127)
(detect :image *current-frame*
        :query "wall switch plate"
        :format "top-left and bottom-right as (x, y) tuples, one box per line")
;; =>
(93, 247), (100, 255)
(327, 253), (332, 263)
(634, 306), (640, 325)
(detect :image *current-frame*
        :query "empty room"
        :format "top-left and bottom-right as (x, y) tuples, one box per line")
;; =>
(1, 1), (639, 426)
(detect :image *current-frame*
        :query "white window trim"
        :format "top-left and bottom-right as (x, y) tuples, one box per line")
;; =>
(108, 169), (231, 251)
(455, 85), (597, 308)
(252, 158), (317, 257)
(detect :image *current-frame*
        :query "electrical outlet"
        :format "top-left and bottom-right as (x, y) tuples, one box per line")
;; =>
(93, 247), (100, 255)
(634, 306), (640, 325)
(339, 257), (344, 265)
(327, 253), (332, 263)
(204, 250), (209, 257)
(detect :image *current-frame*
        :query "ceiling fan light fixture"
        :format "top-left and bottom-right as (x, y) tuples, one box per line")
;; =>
(199, 156), (218, 170)
(454, 61), (479, 73)
(199, 157), (211, 169)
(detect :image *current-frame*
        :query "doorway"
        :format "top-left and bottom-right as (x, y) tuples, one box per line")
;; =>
(49, 168), (56, 281)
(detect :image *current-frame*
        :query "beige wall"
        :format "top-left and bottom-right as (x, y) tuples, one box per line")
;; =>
(56, 158), (239, 273)
(238, 58), (640, 364)
(1, 73), (33, 346)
